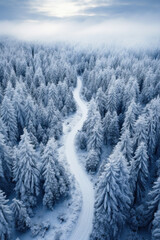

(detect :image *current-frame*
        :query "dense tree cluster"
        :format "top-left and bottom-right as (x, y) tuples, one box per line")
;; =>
(0, 39), (77, 237)
(0, 39), (160, 239)
(75, 46), (160, 239)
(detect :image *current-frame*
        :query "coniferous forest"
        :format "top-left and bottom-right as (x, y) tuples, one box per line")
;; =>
(0, 38), (160, 240)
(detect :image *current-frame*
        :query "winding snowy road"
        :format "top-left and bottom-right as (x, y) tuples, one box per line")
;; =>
(65, 77), (95, 240)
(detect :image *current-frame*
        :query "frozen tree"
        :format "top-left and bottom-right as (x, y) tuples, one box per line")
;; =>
(13, 129), (39, 209)
(93, 150), (131, 239)
(96, 87), (107, 118)
(11, 198), (31, 231)
(5, 81), (14, 100)
(41, 138), (69, 210)
(87, 118), (103, 155)
(1, 95), (18, 145)
(121, 100), (140, 137)
(152, 209), (160, 240)
(103, 111), (119, 145)
(106, 85), (117, 113)
(47, 99), (63, 140)
(0, 117), (8, 142)
(131, 142), (148, 203)
(12, 90), (26, 135)
(117, 130), (133, 166)
(148, 177), (160, 214)
(24, 95), (36, 128)
(0, 133), (12, 187)
(0, 190), (12, 240)
(134, 115), (148, 149)
(86, 149), (100, 172)
(77, 131), (87, 150)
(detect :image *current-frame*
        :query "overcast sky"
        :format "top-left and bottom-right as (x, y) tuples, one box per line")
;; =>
(0, 0), (160, 44)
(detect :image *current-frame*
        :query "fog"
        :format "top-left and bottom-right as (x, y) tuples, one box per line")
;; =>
(0, 0), (160, 47)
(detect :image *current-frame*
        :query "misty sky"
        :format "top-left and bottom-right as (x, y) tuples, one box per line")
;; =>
(0, 0), (160, 43)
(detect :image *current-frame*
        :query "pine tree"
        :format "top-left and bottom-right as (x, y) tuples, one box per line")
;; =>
(86, 149), (99, 173)
(134, 115), (148, 149)
(117, 130), (133, 166)
(12, 90), (25, 133)
(103, 111), (119, 145)
(13, 129), (39, 209)
(93, 150), (131, 239)
(121, 100), (140, 138)
(152, 209), (160, 240)
(96, 88), (107, 118)
(87, 118), (103, 155)
(131, 142), (148, 203)
(47, 99), (63, 140)
(41, 138), (69, 210)
(1, 95), (18, 145)
(0, 133), (12, 186)
(106, 85), (117, 113)
(0, 190), (12, 240)
(148, 177), (160, 214)
(11, 198), (30, 231)
(24, 95), (36, 128)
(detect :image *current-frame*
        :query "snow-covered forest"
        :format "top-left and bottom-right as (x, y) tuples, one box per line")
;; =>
(0, 38), (160, 240)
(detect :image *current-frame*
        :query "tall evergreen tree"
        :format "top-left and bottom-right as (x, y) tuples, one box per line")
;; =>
(93, 150), (131, 239)
(152, 209), (160, 240)
(131, 142), (149, 203)
(134, 115), (148, 149)
(0, 190), (12, 240)
(96, 87), (107, 118)
(117, 130), (133, 166)
(1, 96), (18, 145)
(41, 138), (69, 210)
(13, 129), (39, 209)
(11, 198), (30, 231)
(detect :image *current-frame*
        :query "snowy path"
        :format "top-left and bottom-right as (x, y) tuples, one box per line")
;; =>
(65, 77), (95, 240)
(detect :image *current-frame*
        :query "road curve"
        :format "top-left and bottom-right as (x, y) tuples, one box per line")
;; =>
(65, 77), (95, 240)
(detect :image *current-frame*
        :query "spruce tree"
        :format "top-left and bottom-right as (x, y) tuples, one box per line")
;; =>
(131, 142), (149, 203)
(41, 138), (69, 210)
(0, 190), (12, 240)
(13, 129), (39, 209)
(1, 96), (18, 145)
(11, 198), (30, 231)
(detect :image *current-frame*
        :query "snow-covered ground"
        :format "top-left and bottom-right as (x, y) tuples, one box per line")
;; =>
(65, 77), (95, 240)
(14, 77), (94, 240)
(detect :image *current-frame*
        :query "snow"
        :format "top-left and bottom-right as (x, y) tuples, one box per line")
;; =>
(14, 77), (94, 240)
(65, 77), (95, 240)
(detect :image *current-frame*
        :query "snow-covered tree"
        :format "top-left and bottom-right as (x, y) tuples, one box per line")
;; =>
(148, 177), (160, 214)
(117, 130), (133, 166)
(152, 209), (160, 240)
(77, 131), (87, 150)
(133, 115), (148, 149)
(106, 85), (117, 113)
(87, 118), (103, 155)
(0, 133), (12, 187)
(86, 149), (99, 172)
(24, 95), (36, 128)
(0, 190), (12, 240)
(11, 198), (30, 231)
(121, 100), (140, 137)
(1, 96), (18, 145)
(96, 87), (107, 118)
(13, 129), (39, 209)
(41, 138), (69, 210)
(131, 142), (148, 203)
(47, 99), (63, 140)
(103, 111), (119, 145)
(93, 150), (131, 239)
